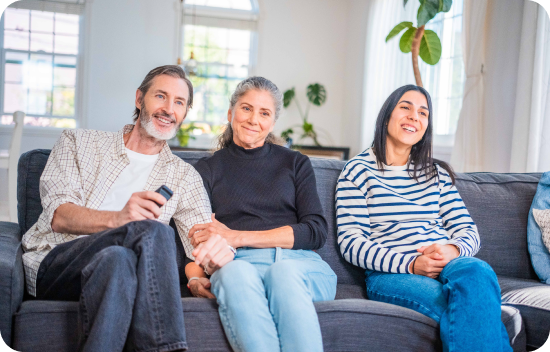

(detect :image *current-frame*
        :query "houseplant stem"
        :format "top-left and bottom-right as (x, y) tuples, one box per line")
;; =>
(411, 25), (425, 87)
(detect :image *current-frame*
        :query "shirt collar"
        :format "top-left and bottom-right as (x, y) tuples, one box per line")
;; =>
(115, 124), (175, 164)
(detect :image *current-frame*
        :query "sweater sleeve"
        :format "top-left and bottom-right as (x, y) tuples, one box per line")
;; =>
(335, 163), (417, 274)
(290, 155), (328, 250)
(437, 168), (481, 257)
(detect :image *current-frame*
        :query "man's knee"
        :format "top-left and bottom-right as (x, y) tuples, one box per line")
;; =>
(84, 246), (137, 279)
(127, 220), (175, 247)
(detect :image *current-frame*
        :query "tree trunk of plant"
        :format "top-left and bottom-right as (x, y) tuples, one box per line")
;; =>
(411, 25), (425, 87)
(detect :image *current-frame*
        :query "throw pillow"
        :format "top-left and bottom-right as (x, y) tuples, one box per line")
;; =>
(533, 209), (550, 253)
(528, 171), (550, 285)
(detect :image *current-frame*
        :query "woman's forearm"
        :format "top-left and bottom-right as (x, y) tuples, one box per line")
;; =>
(185, 262), (207, 279)
(235, 225), (294, 249)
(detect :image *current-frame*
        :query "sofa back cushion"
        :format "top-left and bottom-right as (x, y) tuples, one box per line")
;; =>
(454, 172), (541, 280)
(17, 149), (541, 283)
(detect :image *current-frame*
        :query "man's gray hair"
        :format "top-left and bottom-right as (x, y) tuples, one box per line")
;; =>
(217, 76), (284, 149)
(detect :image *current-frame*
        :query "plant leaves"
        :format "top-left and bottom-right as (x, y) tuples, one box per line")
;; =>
(283, 88), (295, 108)
(399, 27), (416, 53)
(403, 0), (409, 7)
(306, 83), (327, 106)
(302, 121), (314, 133)
(419, 29), (442, 65)
(386, 21), (413, 42)
(417, 0), (439, 27)
(440, 0), (452, 12)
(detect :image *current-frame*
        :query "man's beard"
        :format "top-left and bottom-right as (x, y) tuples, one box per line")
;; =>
(139, 102), (183, 140)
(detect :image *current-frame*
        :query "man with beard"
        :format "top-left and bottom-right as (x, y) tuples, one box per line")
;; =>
(21, 65), (234, 352)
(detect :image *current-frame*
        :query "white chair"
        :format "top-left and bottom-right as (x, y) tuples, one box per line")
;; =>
(0, 111), (25, 223)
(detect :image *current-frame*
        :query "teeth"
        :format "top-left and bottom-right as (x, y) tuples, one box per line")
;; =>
(403, 126), (416, 132)
(157, 116), (172, 124)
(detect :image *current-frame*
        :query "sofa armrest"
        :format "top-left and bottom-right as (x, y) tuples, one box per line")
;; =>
(0, 221), (24, 347)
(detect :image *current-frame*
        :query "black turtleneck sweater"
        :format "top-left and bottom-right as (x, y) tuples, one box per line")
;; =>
(194, 142), (328, 250)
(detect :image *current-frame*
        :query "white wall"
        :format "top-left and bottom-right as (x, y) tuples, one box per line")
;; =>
(482, 0), (525, 172)
(83, 0), (180, 132)
(255, 0), (350, 147)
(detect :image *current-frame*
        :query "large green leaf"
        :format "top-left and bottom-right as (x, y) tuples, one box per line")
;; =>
(419, 30), (442, 65)
(440, 0), (452, 12)
(399, 27), (416, 53)
(385, 21), (413, 42)
(283, 88), (295, 108)
(417, 0), (439, 27)
(306, 83), (327, 106)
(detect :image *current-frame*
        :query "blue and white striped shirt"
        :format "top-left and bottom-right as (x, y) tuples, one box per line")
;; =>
(336, 148), (480, 274)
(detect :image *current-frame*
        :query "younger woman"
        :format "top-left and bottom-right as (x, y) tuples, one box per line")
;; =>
(336, 85), (511, 351)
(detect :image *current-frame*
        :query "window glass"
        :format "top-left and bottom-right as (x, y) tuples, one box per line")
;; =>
(183, 24), (252, 125)
(419, 0), (464, 136)
(1, 8), (80, 126)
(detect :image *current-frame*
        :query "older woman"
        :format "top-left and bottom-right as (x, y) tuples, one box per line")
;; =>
(186, 76), (337, 352)
(336, 85), (511, 351)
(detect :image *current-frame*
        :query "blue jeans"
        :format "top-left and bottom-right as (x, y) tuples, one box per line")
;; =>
(210, 247), (337, 352)
(36, 220), (187, 352)
(365, 257), (512, 352)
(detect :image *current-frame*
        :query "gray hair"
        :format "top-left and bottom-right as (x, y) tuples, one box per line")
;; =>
(217, 76), (284, 150)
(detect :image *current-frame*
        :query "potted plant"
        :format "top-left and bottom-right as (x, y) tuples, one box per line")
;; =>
(176, 122), (202, 147)
(281, 83), (326, 147)
(385, 0), (452, 87)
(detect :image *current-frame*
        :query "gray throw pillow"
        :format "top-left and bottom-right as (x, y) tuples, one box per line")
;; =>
(533, 209), (550, 254)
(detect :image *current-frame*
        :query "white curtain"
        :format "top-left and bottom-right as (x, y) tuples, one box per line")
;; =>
(449, 0), (488, 172)
(510, 2), (550, 173)
(360, 0), (418, 151)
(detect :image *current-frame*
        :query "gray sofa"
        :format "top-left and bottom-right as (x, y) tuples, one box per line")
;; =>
(1, 149), (549, 351)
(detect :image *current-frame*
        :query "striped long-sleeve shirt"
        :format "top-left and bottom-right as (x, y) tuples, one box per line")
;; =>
(336, 148), (480, 274)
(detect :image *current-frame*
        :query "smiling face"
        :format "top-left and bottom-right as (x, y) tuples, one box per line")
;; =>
(229, 89), (276, 149)
(135, 74), (189, 140)
(386, 90), (430, 150)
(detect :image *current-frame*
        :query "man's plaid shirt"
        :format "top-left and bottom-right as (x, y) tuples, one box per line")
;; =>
(22, 124), (212, 296)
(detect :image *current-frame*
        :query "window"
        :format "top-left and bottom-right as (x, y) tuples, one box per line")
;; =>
(419, 0), (464, 136)
(180, 0), (258, 127)
(0, 3), (83, 128)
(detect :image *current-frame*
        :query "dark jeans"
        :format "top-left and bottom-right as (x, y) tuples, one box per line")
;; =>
(36, 220), (187, 352)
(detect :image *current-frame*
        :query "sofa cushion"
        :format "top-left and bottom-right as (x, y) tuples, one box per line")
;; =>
(17, 149), (51, 235)
(455, 173), (542, 280)
(498, 276), (550, 349)
(13, 297), (525, 352)
(528, 171), (550, 284)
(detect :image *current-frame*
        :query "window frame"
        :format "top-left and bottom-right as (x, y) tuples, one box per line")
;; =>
(179, 0), (259, 127)
(0, 5), (85, 129)
(418, 0), (464, 148)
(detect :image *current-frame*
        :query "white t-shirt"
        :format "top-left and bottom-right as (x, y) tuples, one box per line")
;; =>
(98, 148), (159, 211)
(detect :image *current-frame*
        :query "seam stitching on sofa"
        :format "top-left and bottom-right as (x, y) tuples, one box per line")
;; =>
(502, 302), (550, 313)
(315, 308), (438, 328)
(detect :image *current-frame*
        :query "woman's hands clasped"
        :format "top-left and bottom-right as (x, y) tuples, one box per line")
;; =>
(410, 243), (460, 278)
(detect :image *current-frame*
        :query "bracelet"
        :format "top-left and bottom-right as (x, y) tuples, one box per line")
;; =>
(412, 257), (417, 275)
(186, 277), (201, 289)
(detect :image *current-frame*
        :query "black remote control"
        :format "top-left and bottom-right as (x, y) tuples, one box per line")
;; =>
(154, 185), (173, 207)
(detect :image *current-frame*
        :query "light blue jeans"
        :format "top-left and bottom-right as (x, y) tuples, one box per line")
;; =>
(365, 257), (512, 352)
(210, 247), (337, 352)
